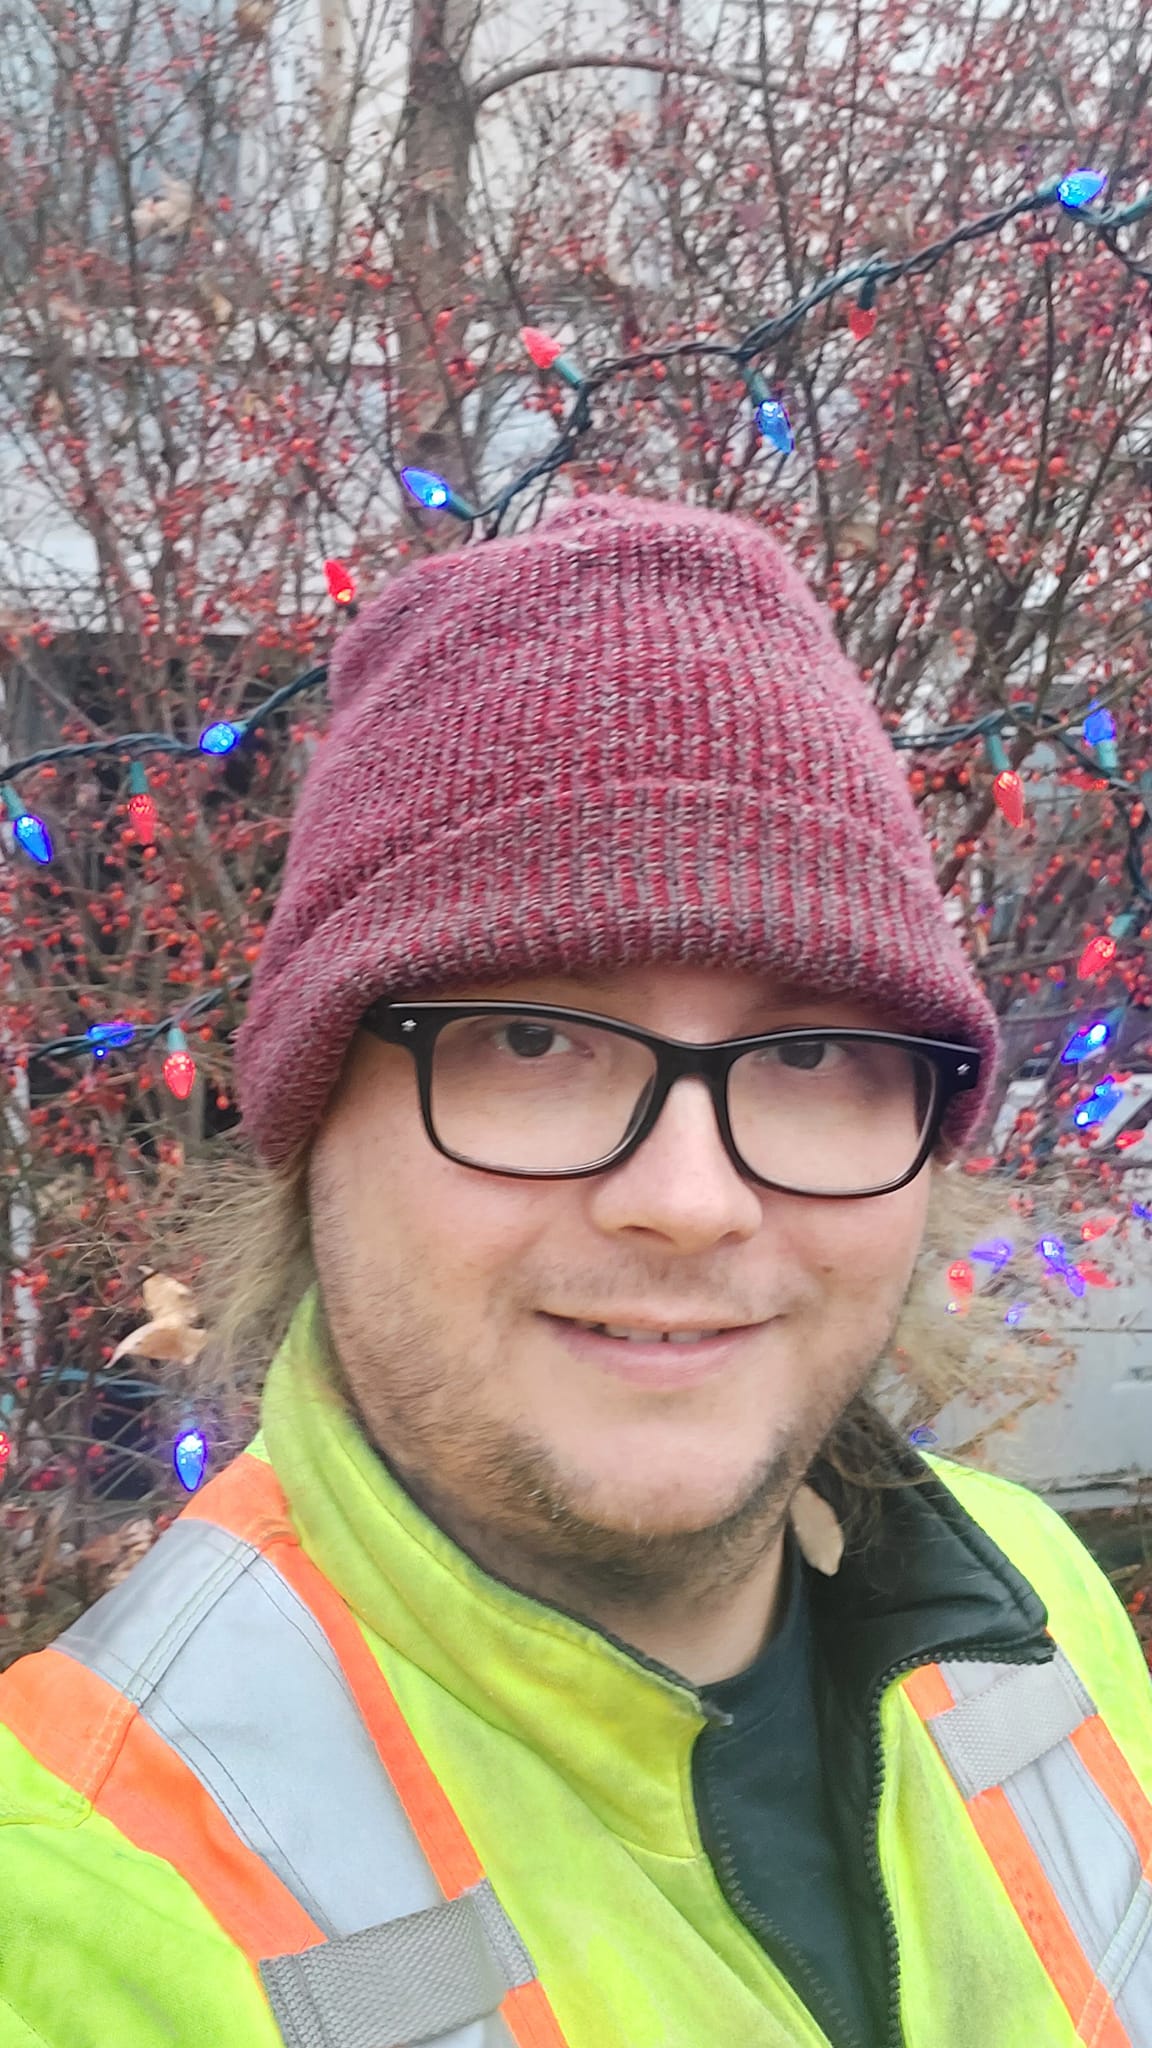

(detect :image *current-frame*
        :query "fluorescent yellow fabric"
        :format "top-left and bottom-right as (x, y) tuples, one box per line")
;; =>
(256, 1289), (1152, 2047)
(0, 1722), (283, 2048)
(873, 1457), (1152, 2048)
(1, 1282), (1151, 2046)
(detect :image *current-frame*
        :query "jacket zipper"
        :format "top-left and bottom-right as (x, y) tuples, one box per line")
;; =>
(862, 1637), (1052, 2048)
(699, 1631), (1051, 2048)
(697, 1707), (866, 2048)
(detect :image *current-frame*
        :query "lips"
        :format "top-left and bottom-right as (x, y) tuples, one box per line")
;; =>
(549, 1313), (745, 1337)
(565, 1319), (733, 1345)
(540, 1313), (765, 1389)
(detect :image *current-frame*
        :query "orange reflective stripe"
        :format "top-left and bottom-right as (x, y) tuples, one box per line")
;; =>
(188, 1454), (484, 1897)
(1069, 1717), (1152, 2048)
(192, 1455), (571, 2047)
(966, 1782), (1130, 2048)
(181, 1448), (294, 1549)
(502, 1978), (575, 2048)
(271, 1528), (486, 1898)
(0, 1648), (323, 1965)
(0, 1644), (124, 1797)
(902, 1663), (954, 1720)
(1072, 1716), (1152, 1869)
(904, 1662), (1134, 2048)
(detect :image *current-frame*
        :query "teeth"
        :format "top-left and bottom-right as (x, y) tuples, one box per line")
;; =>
(578, 1321), (724, 1344)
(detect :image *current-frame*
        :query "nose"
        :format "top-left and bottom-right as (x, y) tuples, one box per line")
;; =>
(585, 1074), (763, 1250)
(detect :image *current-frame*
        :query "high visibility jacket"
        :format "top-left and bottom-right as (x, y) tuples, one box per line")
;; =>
(3, 1286), (1152, 2048)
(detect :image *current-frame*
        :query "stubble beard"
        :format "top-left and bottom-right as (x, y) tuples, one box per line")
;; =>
(311, 1269), (871, 1625)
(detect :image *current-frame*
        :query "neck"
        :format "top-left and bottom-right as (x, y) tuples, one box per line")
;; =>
(393, 1470), (791, 1687)
(577, 1539), (791, 1685)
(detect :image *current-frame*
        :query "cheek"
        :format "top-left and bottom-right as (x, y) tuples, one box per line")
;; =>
(365, 1160), (554, 1297)
(315, 1148), (542, 1319)
(790, 1183), (929, 1308)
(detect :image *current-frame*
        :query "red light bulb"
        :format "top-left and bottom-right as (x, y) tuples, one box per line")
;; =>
(848, 304), (878, 340)
(163, 1027), (197, 1102)
(126, 762), (157, 842)
(0, 1429), (10, 1478)
(520, 326), (565, 370)
(993, 769), (1026, 828)
(1077, 1261), (1116, 1288)
(164, 1049), (196, 1101)
(947, 1259), (975, 1296)
(324, 559), (356, 606)
(128, 791), (158, 843)
(1077, 934), (1117, 980)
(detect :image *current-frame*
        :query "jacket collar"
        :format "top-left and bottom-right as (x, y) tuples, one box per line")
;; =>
(805, 1442), (1050, 1710)
(258, 1287), (1050, 1852)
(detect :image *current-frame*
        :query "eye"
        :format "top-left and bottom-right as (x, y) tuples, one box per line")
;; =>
(776, 1038), (840, 1072)
(501, 1021), (566, 1059)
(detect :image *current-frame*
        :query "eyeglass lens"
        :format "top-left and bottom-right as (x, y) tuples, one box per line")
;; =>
(426, 1014), (937, 1195)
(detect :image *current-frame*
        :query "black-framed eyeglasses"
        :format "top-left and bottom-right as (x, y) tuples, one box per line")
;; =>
(361, 1000), (982, 1200)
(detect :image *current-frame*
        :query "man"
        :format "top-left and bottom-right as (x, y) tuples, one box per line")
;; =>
(2, 493), (1151, 2048)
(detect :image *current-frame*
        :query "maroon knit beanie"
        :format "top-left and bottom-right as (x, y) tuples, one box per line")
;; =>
(234, 492), (999, 1168)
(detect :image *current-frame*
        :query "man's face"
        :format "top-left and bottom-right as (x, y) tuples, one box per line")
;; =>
(308, 965), (932, 1607)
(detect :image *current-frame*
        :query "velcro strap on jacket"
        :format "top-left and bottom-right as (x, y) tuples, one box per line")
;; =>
(260, 1880), (536, 2048)
(927, 1650), (1096, 1798)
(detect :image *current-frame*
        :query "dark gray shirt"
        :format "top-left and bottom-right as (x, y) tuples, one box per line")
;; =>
(693, 1538), (879, 2048)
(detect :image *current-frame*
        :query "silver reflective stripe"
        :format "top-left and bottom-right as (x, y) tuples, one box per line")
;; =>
(56, 1515), (532, 2039)
(260, 1880), (533, 2048)
(1105, 1874), (1152, 2044)
(56, 1518), (443, 1936)
(931, 1652), (1152, 2040)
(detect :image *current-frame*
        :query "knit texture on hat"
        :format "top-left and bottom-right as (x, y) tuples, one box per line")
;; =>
(234, 493), (999, 1167)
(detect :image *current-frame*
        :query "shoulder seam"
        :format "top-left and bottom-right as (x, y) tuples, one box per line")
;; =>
(0, 1988), (54, 2044)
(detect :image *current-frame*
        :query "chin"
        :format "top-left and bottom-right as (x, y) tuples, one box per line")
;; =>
(565, 1457), (766, 1540)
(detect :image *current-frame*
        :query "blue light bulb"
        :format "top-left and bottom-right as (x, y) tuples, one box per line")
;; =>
(972, 1238), (1013, 1270)
(1061, 1019), (1110, 1063)
(1083, 702), (1117, 747)
(13, 811), (52, 863)
(1134, 1202), (1152, 1221)
(174, 1428), (208, 1492)
(908, 1426), (938, 1447)
(1063, 1265), (1087, 1298)
(1004, 1303), (1025, 1326)
(1073, 1079), (1123, 1129)
(755, 399), (795, 455)
(87, 1021), (137, 1052)
(1038, 1235), (1068, 1268)
(401, 467), (451, 511)
(1057, 168), (1108, 211)
(199, 721), (242, 755)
